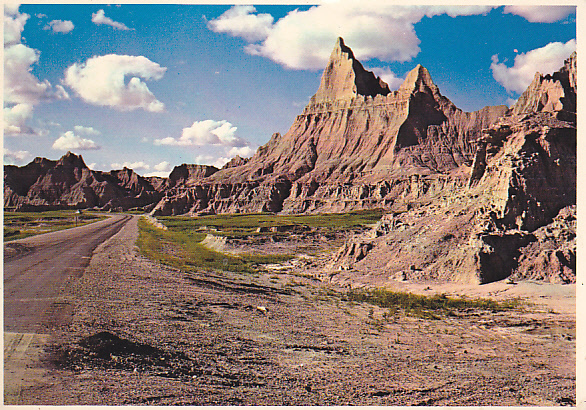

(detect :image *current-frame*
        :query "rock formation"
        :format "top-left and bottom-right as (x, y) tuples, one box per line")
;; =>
(4, 39), (576, 285)
(151, 37), (507, 216)
(4, 152), (164, 211)
(328, 52), (576, 284)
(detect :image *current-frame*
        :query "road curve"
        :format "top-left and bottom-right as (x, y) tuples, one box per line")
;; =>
(4, 214), (134, 333)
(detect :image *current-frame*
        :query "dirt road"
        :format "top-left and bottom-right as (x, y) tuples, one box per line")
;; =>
(4, 214), (132, 403)
(10, 216), (575, 405)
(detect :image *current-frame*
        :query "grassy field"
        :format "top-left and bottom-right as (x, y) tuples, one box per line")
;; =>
(137, 218), (292, 274)
(159, 209), (384, 237)
(4, 210), (106, 241)
(138, 209), (384, 274)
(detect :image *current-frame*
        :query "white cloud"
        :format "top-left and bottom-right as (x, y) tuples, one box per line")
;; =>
(36, 13), (47, 19)
(208, 5), (274, 42)
(143, 171), (171, 178)
(154, 161), (171, 172)
(45, 19), (74, 33)
(195, 155), (214, 164)
(142, 161), (172, 177)
(74, 125), (101, 135)
(63, 54), (166, 112)
(4, 6), (70, 136)
(155, 120), (248, 147)
(52, 131), (101, 151)
(491, 39), (576, 93)
(4, 44), (52, 104)
(213, 157), (231, 168)
(4, 6), (28, 46)
(91, 9), (131, 30)
(4, 148), (32, 165)
(503, 6), (575, 23)
(227, 146), (254, 158)
(368, 67), (404, 90)
(3, 103), (34, 135)
(87, 162), (96, 169)
(111, 161), (150, 170)
(209, 3), (494, 70)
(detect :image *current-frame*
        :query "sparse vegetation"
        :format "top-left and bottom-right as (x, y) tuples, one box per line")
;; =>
(136, 217), (292, 274)
(159, 209), (384, 238)
(344, 287), (522, 319)
(137, 210), (383, 274)
(4, 210), (105, 241)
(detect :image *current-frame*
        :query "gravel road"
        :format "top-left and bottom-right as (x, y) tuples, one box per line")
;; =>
(8, 215), (575, 405)
(4, 214), (131, 403)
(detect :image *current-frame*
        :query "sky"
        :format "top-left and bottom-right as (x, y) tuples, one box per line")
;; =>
(3, 2), (577, 177)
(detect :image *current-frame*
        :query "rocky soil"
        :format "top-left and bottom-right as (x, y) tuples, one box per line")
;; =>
(21, 217), (575, 406)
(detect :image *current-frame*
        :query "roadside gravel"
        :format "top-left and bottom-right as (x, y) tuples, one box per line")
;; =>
(23, 216), (575, 405)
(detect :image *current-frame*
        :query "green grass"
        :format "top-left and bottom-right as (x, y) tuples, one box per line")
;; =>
(137, 218), (292, 274)
(159, 209), (384, 238)
(4, 210), (106, 241)
(344, 287), (522, 319)
(137, 209), (383, 274)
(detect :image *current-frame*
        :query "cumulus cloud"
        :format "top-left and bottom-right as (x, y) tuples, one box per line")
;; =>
(74, 125), (101, 135)
(52, 131), (101, 150)
(213, 157), (231, 168)
(4, 148), (32, 165)
(491, 39), (576, 93)
(143, 161), (172, 177)
(4, 103), (34, 135)
(368, 67), (404, 90)
(4, 6), (70, 135)
(4, 5), (28, 46)
(154, 161), (171, 172)
(503, 6), (575, 23)
(63, 54), (166, 112)
(91, 9), (131, 30)
(4, 44), (52, 104)
(227, 146), (255, 158)
(195, 154), (214, 164)
(208, 5), (274, 42)
(155, 120), (248, 147)
(111, 161), (150, 170)
(208, 3), (494, 69)
(45, 19), (74, 33)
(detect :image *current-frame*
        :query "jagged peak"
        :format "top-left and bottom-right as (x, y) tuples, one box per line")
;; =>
(332, 36), (355, 61)
(399, 64), (437, 93)
(309, 37), (390, 105)
(57, 151), (88, 168)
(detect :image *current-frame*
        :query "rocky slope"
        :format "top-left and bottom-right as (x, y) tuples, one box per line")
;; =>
(328, 52), (576, 284)
(4, 40), (576, 285)
(4, 152), (164, 212)
(151, 38), (507, 216)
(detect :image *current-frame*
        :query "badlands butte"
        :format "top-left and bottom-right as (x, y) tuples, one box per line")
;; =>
(5, 37), (577, 286)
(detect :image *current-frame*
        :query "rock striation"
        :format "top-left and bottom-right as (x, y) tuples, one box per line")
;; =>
(328, 52), (576, 284)
(4, 40), (576, 285)
(151, 37), (507, 216)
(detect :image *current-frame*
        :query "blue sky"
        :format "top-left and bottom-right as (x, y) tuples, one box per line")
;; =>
(3, 3), (576, 176)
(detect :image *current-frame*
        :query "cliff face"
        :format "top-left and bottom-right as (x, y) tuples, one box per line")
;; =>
(152, 37), (507, 216)
(4, 152), (164, 211)
(329, 52), (576, 285)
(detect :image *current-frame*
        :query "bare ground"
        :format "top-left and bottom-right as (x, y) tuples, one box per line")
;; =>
(18, 216), (575, 405)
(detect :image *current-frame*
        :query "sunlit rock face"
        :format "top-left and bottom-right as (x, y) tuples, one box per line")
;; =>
(152, 37), (508, 216)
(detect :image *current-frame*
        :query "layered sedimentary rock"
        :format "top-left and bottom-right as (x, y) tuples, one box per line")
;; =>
(152, 37), (507, 216)
(4, 152), (164, 211)
(329, 52), (576, 284)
